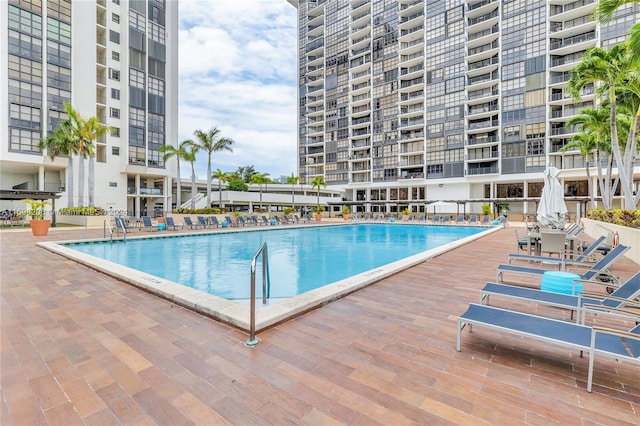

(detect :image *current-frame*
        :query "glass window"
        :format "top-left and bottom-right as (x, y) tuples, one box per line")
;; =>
(112, 13), (120, 23)
(109, 30), (120, 44)
(110, 107), (120, 118)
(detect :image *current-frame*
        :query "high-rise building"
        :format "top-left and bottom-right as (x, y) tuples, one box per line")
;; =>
(290, 0), (640, 213)
(1, 0), (178, 214)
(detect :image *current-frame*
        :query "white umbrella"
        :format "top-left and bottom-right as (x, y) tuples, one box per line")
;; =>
(536, 166), (568, 229)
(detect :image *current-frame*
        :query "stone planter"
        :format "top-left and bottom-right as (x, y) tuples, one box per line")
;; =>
(581, 218), (639, 264)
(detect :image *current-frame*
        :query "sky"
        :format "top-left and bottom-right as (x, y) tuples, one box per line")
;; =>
(178, 0), (298, 181)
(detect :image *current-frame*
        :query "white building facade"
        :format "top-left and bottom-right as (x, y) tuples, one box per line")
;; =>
(1, 0), (178, 215)
(289, 0), (640, 215)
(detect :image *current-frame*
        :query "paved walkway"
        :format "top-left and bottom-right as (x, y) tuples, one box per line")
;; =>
(1, 225), (639, 424)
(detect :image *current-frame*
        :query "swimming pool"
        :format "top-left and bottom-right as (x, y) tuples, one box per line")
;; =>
(63, 224), (484, 299)
(40, 223), (498, 332)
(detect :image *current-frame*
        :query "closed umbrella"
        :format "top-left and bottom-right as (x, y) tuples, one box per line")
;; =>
(536, 166), (567, 229)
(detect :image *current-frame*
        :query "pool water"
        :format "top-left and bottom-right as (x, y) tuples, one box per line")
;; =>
(66, 224), (484, 300)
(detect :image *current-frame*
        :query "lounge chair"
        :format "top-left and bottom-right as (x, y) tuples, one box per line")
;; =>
(304, 213), (312, 222)
(141, 215), (157, 232)
(479, 271), (640, 322)
(507, 235), (606, 266)
(513, 229), (530, 252)
(209, 216), (220, 228)
(596, 231), (615, 255)
(183, 217), (203, 229)
(469, 214), (478, 224)
(496, 244), (630, 284)
(165, 217), (183, 230)
(417, 214), (425, 222)
(456, 215), (465, 224)
(364, 213), (371, 221)
(261, 215), (270, 225)
(197, 216), (209, 228)
(433, 215), (440, 223)
(224, 216), (237, 227)
(250, 216), (260, 226)
(456, 303), (640, 392)
(481, 215), (490, 224)
(237, 216), (247, 226)
(114, 217), (133, 233)
(282, 215), (291, 224)
(294, 214), (305, 223)
(443, 215), (451, 223)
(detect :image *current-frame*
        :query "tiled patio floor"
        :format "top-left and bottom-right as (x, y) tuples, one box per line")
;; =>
(1, 224), (639, 425)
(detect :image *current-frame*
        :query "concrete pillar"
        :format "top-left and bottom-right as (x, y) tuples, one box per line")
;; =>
(38, 166), (45, 191)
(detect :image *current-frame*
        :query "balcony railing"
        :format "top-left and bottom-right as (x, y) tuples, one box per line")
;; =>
(467, 25), (498, 42)
(468, 119), (499, 130)
(468, 86), (498, 100)
(466, 166), (498, 175)
(400, 63), (424, 75)
(550, 0), (596, 17)
(549, 31), (596, 50)
(468, 55), (498, 70)
(400, 24), (423, 37)
(468, 0), (497, 11)
(467, 9), (498, 26)
(400, 11), (423, 23)
(467, 135), (498, 145)
(468, 40), (499, 56)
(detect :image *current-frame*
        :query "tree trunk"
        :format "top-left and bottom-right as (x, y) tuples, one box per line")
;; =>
(67, 155), (74, 208)
(78, 154), (85, 206)
(608, 87), (635, 208)
(206, 154), (212, 208)
(176, 162), (182, 208)
(88, 153), (95, 207)
(191, 164), (196, 210)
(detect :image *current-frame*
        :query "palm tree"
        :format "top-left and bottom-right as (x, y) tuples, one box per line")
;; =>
(212, 168), (228, 209)
(250, 173), (271, 211)
(286, 173), (300, 209)
(310, 176), (327, 212)
(594, 1), (640, 62)
(39, 120), (79, 208)
(159, 140), (192, 209)
(193, 127), (234, 208)
(567, 44), (638, 208)
(560, 133), (597, 209)
(182, 141), (199, 210)
(567, 106), (613, 209)
(237, 165), (257, 183)
(63, 102), (111, 207)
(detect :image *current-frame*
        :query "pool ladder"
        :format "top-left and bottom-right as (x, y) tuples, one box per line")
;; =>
(104, 218), (126, 243)
(245, 242), (271, 347)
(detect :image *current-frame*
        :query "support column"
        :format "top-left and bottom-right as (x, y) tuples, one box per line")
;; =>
(135, 174), (141, 217)
(38, 165), (45, 191)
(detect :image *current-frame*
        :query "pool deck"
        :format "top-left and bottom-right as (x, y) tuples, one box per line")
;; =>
(2, 223), (639, 424)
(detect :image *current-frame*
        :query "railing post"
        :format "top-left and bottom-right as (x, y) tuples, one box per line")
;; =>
(246, 242), (269, 347)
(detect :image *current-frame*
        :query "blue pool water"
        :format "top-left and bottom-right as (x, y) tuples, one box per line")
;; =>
(66, 224), (484, 300)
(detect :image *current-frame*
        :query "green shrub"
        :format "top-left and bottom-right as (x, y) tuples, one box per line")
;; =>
(481, 204), (491, 216)
(587, 208), (640, 228)
(172, 207), (221, 215)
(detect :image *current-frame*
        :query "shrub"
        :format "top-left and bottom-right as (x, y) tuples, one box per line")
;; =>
(587, 208), (640, 228)
(173, 207), (221, 215)
(481, 204), (491, 216)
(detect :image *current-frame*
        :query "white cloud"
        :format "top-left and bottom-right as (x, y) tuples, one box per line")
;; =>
(178, 0), (298, 180)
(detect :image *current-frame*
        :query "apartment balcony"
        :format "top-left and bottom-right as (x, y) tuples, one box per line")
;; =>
(549, 31), (597, 55)
(466, 133), (498, 146)
(466, 70), (498, 91)
(306, 125), (324, 136)
(399, 104), (424, 118)
(466, 55), (498, 78)
(350, 33), (370, 50)
(467, 85), (499, 105)
(349, 55), (371, 72)
(350, 115), (371, 129)
(399, 76), (424, 93)
(307, 105), (324, 116)
(549, 15), (595, 38)
(307, 54), (324, 68)
(399, 50), (424, 67)
(400, 23), (424, 38)
(350, 92), (370, 108)
(549, 72), (571, 86)
(96, 27), (106, 46)
(466, 117), (499, 134)
(307, 94), (324, 106)
(466, 102), (498, 120)
(306, 83), (324, 94)
(549, 0), (596, 21)
(306, 42), (324, 57)
(549, 50), (586, 72)
(465, 0), (498, 20)
(399, 142), (423, 155)
(307, 136), (324, 145)
(399, 37), (424, 55)
(466, 149), (499, 162)
(351, 138), (371, 149)
(351, 127), (371, 138)
(466, 24), (499, 48)
(399, 11), (424, 26)
(400, 90), (424, 104)
(400, 63), (424, 80)
(307, 23), (324, 38)
(549, 126), (576, 137)
(466, 9), (498, 32)
(306, 72), (324, 83)
(351, 12), (370, 29)
(400, 130), (425, 141)
(466, 162), (499, 175)
(351, 103), (371, 118)
(467, 39), (499, 62)
(307, 10), (324, 24)
(350, 22), (371, 39)
(399, 118), (424, 130)
(351, 0), (370, 14)
(398, 156), (424, 167)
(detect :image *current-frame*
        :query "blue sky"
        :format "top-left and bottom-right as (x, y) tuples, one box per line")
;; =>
(178, 0), (298, 181)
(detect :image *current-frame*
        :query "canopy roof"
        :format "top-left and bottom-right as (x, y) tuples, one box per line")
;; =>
(0, 189), (61, 201)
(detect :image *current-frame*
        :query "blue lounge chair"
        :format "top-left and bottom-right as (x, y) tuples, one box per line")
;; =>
(294, 214), (304, 223)
(141, 215), (157, 232)
(224, 215), (237, 227)
(261, 215), (270, 225)
(209, 216), (220, 228)
(469, 214), (478, 224)
(480, 271), (640, 322)
(443, 215), (451, 223)
(304, 213), (312, 222)
(496, 244), (630, 284)
(197, 216), (209, 228)
(506, 235), (606, 266)
(456, 215), (465, 224)
(433, 215), (440, 223)
(456, 303), (640, 392)
(165, 217), (183, 230)
(282, 215), (292, 224)
(481, 215), (490, 224)
(183, 216), (202, 229)
(237, 216), (247, 226)
(250, 216), (260, 226)
(114, 217), (133, 233)
(417, 214), (425, 221)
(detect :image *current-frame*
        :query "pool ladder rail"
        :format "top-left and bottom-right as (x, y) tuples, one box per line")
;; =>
(246, 242), (271, 347)
(103, 218), (127, 243)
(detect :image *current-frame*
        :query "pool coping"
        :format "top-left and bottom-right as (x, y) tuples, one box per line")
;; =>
(38, 223), (500, 333)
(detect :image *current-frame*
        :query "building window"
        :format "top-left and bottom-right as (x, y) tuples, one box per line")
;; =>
(112, 51), (120, 61)
(110, 107), (120, 118)
(112, 146), (120, 155)
(113, 0), (120, 4)
(109, 30), (120, 44)
(111, 88), (120, 99)
(109, 68), (120, 81)
(112, 13), (119, 24)
(112, 127), (120, 137)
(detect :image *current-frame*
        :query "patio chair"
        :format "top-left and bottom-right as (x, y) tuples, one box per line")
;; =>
(514, 229), (529, 252)
(183, 217), (203, 229)
(481, 215), (490, 224)
(261, 215), (270, 225)
(165, 217), (183, 230)
(250, 216), (261, 226)
(364, 213), (371, 221)
(237, 216), (247, 226)
(496, 244), (629, 284)
(372, 214), (380, 222)
(507, 235), (606, 266)
(456, 302), (640, 392)
(114, 217), (133, 233)
(209, 216), (220, 228)
(443, 215), (451, 223)
(596, 231), (615, 255)
(456, 215), (465, 224)
(304, 213), (312, 222)
(469, 214), (478, 224)
(197, 216), (209, 228)
(539, 230), (567, 258)
(433, 215), (441, 223)
(480, 271), (640, 323)
(141, 215), (157, 232)
(225, 216), (237, 227)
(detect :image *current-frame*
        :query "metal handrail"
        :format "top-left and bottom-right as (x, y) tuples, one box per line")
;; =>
(245, 242), (271, 347)
(104, 219), (113, 243)
(114, 217), (127, 242)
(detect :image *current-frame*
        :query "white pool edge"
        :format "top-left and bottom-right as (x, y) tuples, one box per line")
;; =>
(38, 224), (500, 332)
